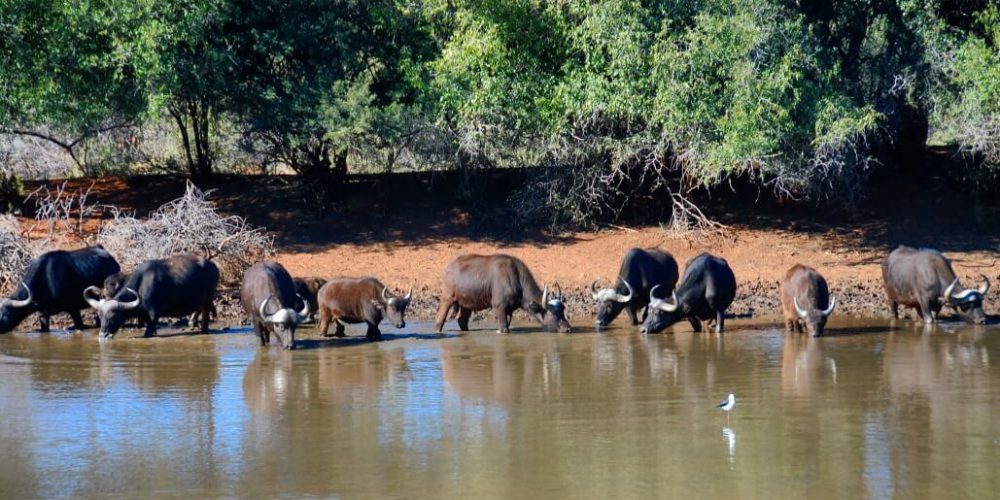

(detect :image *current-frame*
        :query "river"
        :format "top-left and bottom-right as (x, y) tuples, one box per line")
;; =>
(0, 318), (997, 498)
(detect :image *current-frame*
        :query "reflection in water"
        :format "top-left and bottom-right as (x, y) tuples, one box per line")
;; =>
(0, 318), (997, 497)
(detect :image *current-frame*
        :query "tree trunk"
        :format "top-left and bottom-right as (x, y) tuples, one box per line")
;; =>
(170, 99), (213, 178)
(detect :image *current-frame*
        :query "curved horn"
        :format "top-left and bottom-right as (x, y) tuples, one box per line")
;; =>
(382, 286), (392, 302)
(978, 274), (990, 295)
(615, 279), (634, 303)
(295, 294), (310, 323)
(5, 282), (32, 308)
(942, 278), (959, 303)
(662, 291), (679, 312)
(259, 296), (278, 323)
(793, 296), (808, 318)
(821, 296), (836, 316)
(115, 288), (141, 311)
(542, 284), (549, 304)
(648, 285), (678, 312)
(590, 280), (601, 300)
(403, 287), (412, 301)
(84, 286), (103, 309)
(555, 282), (563, 300)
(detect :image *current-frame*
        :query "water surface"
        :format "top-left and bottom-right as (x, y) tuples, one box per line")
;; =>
(0, 318), (998, 498)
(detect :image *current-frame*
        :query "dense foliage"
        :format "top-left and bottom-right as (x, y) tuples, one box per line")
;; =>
(1, 0), (998, 224)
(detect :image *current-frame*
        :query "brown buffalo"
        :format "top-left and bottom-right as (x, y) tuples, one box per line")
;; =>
(293, 276), (326, 323)
(882, 246), (989, 324)
(242, 261), (309, 350)
(316, 277), (411, 340)
(780, 264), (836, 337)
(434, 254), (571, 334)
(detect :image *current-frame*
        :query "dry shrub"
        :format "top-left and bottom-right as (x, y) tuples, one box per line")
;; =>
(25, 181), (101, 245)
(97, 180), (273, 284)
(0, 215), (36, 294)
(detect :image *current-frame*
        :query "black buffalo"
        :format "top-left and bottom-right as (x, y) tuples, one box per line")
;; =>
(882, 246), (989, 324)
(85, 254), (219, 338)
(591, 247), (679, 328)
(242, 261), (309, 350)
(640, 253), (736, 334)
(0, 246), (120, 334)
(434, 254), (571, 334)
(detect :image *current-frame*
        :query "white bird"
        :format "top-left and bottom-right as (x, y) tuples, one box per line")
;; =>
(717, 393), (736, 424)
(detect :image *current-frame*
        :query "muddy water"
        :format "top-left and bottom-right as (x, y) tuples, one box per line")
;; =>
(0, 318), (998, 498)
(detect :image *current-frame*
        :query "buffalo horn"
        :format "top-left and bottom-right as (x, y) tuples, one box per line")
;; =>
(382, 287), (393, 302)
(942, 278), (960, 303)
(615, 279), (634, 303)
(403, 287), (413, 302)
(542, 284), (549, 304)
(794, 296), (808, 318)
(84, 286), (103, 309)
(3, 282), (33, 308)
(821, 296), (836, 316)
(259, 296), (278, 322)
(590, 280), (601, 300)
(116, 288), (141, 311)
(978, 274), (990, 295)
(296, 294), (309, 323)
(648, 285), (679, 312)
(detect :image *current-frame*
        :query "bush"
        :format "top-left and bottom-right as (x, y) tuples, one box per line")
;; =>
(0, 215), (35, 294)
(97, 181), (273, 284)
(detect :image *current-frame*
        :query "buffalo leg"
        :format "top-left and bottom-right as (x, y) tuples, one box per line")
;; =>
(200, 302), (211, 334)
(920, 302), (935, 324)
(365, 323), (382, 340)
(317, 310), (331, 336)
(434, 301), (456, 333)
(144, 312), (158, 337)
(495, 307), (510, 334)
(625, 307), (639, 326)
(38, 314), (50, 333)
(457, 307), (472, 331)
(69, 310), (86, 330)
(688, 316), (702, 333)
(715, 312), (725, 334)
(334, 320), (346, 337)
(889, 300), (899, 320)
(253, 321), (268, 346)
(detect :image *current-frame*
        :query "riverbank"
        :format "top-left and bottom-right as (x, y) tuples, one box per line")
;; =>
(17, 164), (1000, 325)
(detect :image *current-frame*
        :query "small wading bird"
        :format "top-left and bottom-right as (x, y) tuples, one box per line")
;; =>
(717, 393), (736, 424)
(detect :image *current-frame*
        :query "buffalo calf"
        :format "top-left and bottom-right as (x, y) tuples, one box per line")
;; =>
(317, 277), (411, 340)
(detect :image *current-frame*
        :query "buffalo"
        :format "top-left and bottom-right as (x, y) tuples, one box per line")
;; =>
(0, 246), (120, 334)
(317, 277), (411, 340)
(293, 276), (327, 323)
(242, 261), (309, 350)
(640, 253), (736, 334)
(882, 246), (989, 324)
(591, 248), (679, 328)
(85, 254), (219, 338)
(434, 254), (571, 334)
(780, 264), (836, 336)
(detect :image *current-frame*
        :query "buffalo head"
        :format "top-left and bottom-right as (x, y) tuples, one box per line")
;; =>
(537, 283), (571, 333)
(259, 294), (310, 350)
(591, 278), (634, 328)
(941, 275), (990, 324)
(374, 286), (412, 329)
(0, 282), (35, 333)
(793, 295), (836, 337)
(85, 286), (141, 338)
(639, 284), (681, 334)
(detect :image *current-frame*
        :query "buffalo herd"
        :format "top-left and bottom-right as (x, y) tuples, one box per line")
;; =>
(0, 244), (992, 348)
